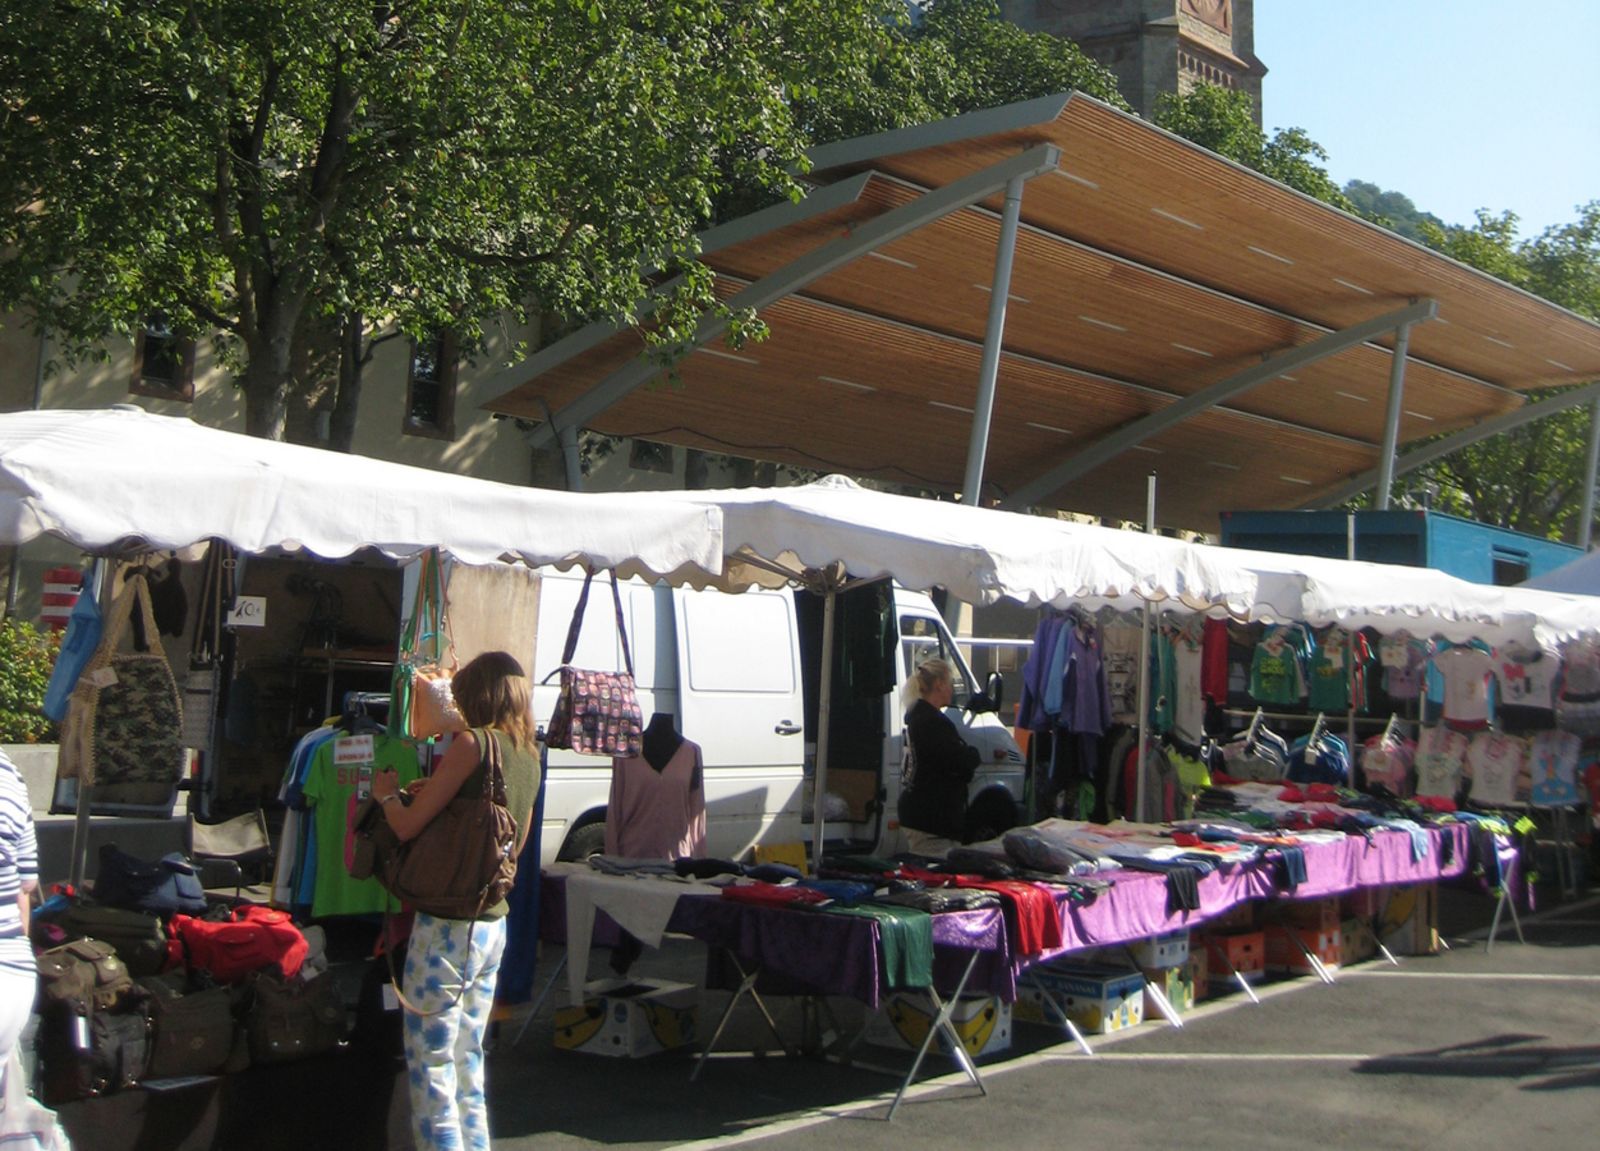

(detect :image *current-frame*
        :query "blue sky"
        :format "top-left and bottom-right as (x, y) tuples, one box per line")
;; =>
(1253, 0), (1599, 239)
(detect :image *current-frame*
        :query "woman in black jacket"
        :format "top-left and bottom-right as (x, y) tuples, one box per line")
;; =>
(898, 658), (981, 856)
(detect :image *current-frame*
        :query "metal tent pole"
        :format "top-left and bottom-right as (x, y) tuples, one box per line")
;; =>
(1134, 474), (1156, 823)
(813, 586), (837, 874)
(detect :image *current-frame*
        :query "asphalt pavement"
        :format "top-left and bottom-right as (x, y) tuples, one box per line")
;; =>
(483, 884), (1600, 1151)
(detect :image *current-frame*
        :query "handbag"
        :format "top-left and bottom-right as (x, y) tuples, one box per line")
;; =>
(544, 569), (644, 757)
(244, 969), (345, 1065)
(182, 543), (230, 751)
(168, 902), (310, 984)
(388, 548), (465, 741)
(351, 727), (518, 920)
(37, 937), (134, 1014)
(58, 568), (186, 808)
(139, 975), (236, 1078)
(94, 844), (208, 918)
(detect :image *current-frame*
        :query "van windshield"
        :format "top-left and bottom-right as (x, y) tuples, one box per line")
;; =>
(899, 613), (972, 701)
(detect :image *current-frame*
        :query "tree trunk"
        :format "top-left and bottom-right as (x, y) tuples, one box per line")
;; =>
(329, 312), (365, 453)
(241, 357), (292, 441)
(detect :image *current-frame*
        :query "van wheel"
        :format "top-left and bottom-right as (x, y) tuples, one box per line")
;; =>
(557, 822), (607, 862)
(965, 792), (1018, 845)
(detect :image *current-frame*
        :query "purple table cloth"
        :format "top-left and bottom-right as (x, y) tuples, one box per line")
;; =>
(967, 824), (1471, 1000)
(539, 871), (1004, 1010)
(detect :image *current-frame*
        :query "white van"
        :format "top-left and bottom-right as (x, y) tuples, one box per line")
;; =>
(528, 570), (1025, 864)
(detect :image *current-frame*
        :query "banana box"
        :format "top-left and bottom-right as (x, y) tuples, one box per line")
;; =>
(1141, 964), (1194, 1016)
(1014, 963), (1145, 1035)
(552, 978), (699, 1058)
(1378, 882), (1439, 956)
(863, 992), (1012, 1058)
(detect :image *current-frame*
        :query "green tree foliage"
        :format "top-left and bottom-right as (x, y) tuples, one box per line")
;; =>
(0, 1), (909, 442)
(1399, 204), (1600, 540)
(795, 0), (1126, 146)
(0, 621), (59, 745)
(1342, 180), (1444, 243)
(1154, 85), (1356, 213)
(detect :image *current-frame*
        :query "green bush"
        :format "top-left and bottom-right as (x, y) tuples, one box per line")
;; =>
(0, 619), (61, 744)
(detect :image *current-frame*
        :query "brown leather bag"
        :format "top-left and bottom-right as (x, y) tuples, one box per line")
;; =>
(352, 727), (518, 920)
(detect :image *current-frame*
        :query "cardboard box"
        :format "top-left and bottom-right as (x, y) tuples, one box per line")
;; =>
(1340, 916), (1377, 966)
(1263, 924), (1341, 975)
(1188, 945), (1210, 1002)
(1200, 930), (1266, 985)
(1278, 896), (1341, 934)
(1206, 902), (1257, 932)
(1340, 886), (1383, 919)
(864, 992), (1012, 1058)
(1378, 882), (1439, 956)
(1128, 930), (1190, 970)
(552, 978), (699, 1058)
(1141, 964), (1195, 1016)
(1015, 963), (1145, 1034)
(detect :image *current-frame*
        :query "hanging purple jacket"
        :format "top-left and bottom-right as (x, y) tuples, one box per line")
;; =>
(1017, 614), (1064, 732)
(1059, 626), (1114, 737)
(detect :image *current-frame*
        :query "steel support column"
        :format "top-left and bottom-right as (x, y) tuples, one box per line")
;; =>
(1373, 322), (1415, 510)
(1001, 299), (1438, 510)
(1307, 379), (1600, 509)
(523, 144), (1060, 451)
(962, 175), (1027, 507)
(1582, 399), (1600, 549)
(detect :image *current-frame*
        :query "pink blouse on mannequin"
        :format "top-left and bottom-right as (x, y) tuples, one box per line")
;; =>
(604, 737), (708, 860)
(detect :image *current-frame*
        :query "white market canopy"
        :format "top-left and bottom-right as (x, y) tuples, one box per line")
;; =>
(689, 475), (1259, 615)
(1, 408), (1594, 647)
(0, 406), (724, 583)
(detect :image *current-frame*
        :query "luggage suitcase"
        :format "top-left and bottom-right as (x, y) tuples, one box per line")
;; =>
(61, 903), (169, 977)
(35, 1002), (152, 1105)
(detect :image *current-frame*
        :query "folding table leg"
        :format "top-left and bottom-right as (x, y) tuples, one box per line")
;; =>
(1120, 946), (1183, 1028)
(1208, 949), (1261, 1005)
(1485, 885), (1525, 953)
(691, 952), (790, 1082)
(513, 950), (568, 1048)
(886, 949), (985, 1122)
(1020, 974), (1094, 1056)
(1285, 930), (1337, 985)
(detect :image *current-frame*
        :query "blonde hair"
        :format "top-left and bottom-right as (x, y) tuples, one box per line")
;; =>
(901, 657), (953, 711)
(450, 651), (537, 750)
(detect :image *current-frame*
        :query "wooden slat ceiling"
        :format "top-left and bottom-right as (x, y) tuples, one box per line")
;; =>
(486, 93), (1600, 532)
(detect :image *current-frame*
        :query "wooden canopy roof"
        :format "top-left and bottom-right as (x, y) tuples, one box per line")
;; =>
(484, 93), (1600, 531)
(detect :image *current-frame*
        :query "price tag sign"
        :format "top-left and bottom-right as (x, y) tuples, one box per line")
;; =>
(225, 595), (267, 628)
(334, 734), (376, 767)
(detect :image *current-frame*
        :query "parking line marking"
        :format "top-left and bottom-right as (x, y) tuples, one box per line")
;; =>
(1342, 971), (1600, 982)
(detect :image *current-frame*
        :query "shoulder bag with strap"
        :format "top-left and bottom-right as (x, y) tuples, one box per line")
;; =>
(388, 548), (465, 742)
(543, 570), (644, 757)
(58, 569), (186, 808)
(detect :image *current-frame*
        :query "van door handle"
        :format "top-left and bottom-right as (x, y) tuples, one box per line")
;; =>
(774, 720), (802, 736)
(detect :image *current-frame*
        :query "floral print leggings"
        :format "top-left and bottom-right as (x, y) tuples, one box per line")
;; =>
(402, 912), (507, 1151)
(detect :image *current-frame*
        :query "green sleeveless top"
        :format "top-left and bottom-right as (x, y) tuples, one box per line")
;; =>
(453, 726), (540, 920)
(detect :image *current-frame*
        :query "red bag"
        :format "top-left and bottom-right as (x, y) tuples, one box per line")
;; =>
(169, 904), (309, 984)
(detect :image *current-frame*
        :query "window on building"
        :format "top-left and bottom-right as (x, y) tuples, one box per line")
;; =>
(629, 439), (674, 474)
(130, 312), (196, 401)
(404, 331), (457, 439)
(1492, 549), (1531, 587)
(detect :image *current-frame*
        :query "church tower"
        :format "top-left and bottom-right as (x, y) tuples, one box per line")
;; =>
(997, 0), (1267, 125)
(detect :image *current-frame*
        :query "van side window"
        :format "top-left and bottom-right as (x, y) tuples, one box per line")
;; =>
(899, 614), (970, 699)
(683, 594), (796, 693)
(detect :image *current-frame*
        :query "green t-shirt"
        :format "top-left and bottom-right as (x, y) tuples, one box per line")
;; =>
(301, 733), (422, 917)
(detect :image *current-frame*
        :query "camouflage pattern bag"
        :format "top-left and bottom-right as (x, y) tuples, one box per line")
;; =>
(58, 570), (186, 809)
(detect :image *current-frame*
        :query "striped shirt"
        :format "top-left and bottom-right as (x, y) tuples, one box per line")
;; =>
(0, 750), (38, 974)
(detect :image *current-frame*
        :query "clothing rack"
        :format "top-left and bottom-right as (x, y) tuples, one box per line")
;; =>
(1221, 707), (1396, 730)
